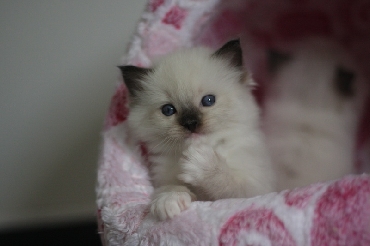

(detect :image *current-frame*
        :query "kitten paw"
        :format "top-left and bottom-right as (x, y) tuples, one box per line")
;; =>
(150, 191), (194, 221)
(178, 137), (217, 186)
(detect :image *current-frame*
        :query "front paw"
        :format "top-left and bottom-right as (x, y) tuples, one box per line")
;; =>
(178, 138), (217, 186)
(150, 191), (194, 221)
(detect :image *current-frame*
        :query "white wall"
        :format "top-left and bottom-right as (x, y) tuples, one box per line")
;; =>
(0, 0), (146, 229)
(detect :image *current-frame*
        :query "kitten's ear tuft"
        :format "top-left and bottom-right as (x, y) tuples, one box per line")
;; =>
(267, 49), (291, 74)
(212, 39), (243, 68)
(118, 66), (152, 97)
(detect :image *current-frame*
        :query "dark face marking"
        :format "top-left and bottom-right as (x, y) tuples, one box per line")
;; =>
(178, 108), (202, 133)
(118, 65), (153, 97)
(212, 39), (243, 68)
(334, 66), (355, 98)
(267, 49), (291, 74)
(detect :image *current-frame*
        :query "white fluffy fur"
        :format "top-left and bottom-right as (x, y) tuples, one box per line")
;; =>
(263, 39), (369, 191)
(126, 46), (275, 220)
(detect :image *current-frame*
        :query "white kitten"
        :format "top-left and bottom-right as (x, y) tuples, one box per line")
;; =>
(119, 40), (275, 221)
(263, 38), (369, 191)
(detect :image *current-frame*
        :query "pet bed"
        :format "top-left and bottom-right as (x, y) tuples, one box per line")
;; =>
(96, 0), (370, 245)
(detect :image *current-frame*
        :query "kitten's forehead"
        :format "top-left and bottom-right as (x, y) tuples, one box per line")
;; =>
(150, 48), (229, 94)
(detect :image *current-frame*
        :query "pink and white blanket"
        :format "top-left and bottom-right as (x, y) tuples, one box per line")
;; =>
(96, 0), (370, 245)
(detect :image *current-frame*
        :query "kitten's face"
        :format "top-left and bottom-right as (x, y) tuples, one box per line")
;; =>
(120, 40), (255, 149)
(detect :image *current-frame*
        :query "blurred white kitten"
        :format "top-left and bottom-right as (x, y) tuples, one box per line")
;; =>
(119, 40), (275, 221)
(263, 38), (369, 191)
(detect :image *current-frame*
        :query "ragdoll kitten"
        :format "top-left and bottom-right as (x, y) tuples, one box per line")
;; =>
(119, 40), (275, 221)
(263, 38), (369, 191)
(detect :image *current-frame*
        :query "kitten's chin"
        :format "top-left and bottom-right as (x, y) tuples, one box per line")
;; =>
(190, 133), (201, 139)
(187, 126), (212, 137)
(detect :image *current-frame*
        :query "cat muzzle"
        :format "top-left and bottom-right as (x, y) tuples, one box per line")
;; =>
(179, 108), (202, 133)
(182, 119), (199, 133)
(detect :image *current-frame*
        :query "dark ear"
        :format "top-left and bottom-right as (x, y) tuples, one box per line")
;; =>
(334, 66), (355, 98)
(212, 39), (243, 68)
(118, 66), (152, 97)
(267, 49), (291, 74)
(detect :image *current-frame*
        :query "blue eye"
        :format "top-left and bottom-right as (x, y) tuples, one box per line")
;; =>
(201, 95), (216, 107)
(161, 104), (176, 116)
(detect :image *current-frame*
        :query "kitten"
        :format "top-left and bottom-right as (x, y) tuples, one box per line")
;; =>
(119, 40), (275, 221)
(263, 38), (369, 191)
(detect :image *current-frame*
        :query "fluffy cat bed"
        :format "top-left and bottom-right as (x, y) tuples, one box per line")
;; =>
(96, 0), (370, 245)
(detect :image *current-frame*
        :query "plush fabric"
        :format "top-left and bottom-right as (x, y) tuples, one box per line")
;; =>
(96, 0), (370, 245)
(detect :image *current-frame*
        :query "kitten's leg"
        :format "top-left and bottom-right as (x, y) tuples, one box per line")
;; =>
(178, 138), (272, 200)
(178, 141), (234, 200)
(150, 185), (196, 221)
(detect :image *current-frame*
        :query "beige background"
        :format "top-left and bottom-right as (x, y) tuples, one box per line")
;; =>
(0, 0), (146, 228)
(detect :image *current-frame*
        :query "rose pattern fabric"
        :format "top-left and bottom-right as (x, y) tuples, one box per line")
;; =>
(97, 0), (370, 245)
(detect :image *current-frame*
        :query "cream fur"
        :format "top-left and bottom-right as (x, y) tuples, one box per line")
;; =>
(263, 39), (369, 191)
(126, 46), (275, 220)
